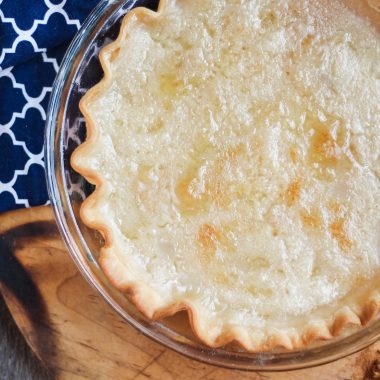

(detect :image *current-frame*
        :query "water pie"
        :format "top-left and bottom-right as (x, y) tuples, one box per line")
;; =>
(72, 0), (380, 351)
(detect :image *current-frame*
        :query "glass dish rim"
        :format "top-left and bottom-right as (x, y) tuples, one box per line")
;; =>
(44, 0), (380, 371)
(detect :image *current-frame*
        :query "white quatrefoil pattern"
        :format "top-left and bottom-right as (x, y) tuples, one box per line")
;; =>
(0, 0), (99, 212)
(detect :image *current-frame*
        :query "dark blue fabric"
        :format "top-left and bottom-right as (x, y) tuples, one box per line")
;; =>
(0, 0), (99, 212)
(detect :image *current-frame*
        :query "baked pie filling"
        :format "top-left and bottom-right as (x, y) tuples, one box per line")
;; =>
(72, 0), (380, 350)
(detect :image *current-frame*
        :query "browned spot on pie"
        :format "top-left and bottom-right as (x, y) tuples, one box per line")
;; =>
(251, 257), (270, 269)
(328, 200), (346, 216)
(148, 117), (164, 133)
(247, 286), (273, 298)
(284, 179), (302, 206)
(289, 147), (298, 163)
(329, 218), (352, 252)
(176, 37), (193, 51)
(159, 72), (185, 96)
(197, 223), (235, 262)
(312, 265), (321, 277)
(197, 223), (222, 260)
(214, 272), (230, 285)
(300, 209), (322, 228)
(175, 166), (209, 215)
(186, 75), (202, 89)
(260, 10), (276, 27)
(137, 164), (152, 183)
(311, 128), (341, 165)
(306, 115), (351, 180)
(224, 143), (245, 162)
(301, 34), (314, 49)
(355, 275), (366, 286)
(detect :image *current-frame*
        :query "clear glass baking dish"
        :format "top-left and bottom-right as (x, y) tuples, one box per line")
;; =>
(45, 0), (380, 371)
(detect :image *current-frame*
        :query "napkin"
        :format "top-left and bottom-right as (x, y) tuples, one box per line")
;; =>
(0, 0), (99, 213)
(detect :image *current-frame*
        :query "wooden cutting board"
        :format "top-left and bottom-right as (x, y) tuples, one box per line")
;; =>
(0, 206), (379, 380)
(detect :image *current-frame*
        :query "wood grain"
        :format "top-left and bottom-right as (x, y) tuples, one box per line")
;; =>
(0, 206), (379, 380)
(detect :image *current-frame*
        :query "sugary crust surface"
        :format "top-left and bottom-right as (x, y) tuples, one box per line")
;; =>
(71, 0), (380, 351)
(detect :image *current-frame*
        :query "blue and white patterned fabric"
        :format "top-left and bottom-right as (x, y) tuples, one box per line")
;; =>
(0, 0), (99, 213)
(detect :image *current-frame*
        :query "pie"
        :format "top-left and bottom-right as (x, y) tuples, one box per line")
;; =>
(71, 0), (380, 351)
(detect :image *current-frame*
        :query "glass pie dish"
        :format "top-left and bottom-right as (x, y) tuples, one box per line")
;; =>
(45, 0), (380, 371)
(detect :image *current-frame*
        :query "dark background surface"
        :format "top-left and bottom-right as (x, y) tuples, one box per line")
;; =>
(0, 295), (52, 380)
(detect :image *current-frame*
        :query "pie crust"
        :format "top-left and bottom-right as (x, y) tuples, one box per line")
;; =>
(71, 0), (380, 351)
